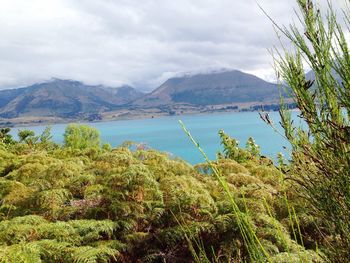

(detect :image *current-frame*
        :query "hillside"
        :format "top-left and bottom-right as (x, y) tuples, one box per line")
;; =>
(133, 70), (281, 107)
(0, 79), (144, 119)
(0, 71), (286, 125)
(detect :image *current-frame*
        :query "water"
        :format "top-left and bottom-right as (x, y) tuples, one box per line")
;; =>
(10, 112), (292, 164)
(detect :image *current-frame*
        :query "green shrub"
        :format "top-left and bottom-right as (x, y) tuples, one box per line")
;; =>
(270, 0), (350, 260)
(64, 124), (100, 150)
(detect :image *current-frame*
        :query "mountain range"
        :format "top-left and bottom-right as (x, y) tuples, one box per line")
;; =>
(0, 70), (285, 125)
(0, 79), (144, 119)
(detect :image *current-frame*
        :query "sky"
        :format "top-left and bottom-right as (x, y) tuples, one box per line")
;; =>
(0, 0), (338, 91)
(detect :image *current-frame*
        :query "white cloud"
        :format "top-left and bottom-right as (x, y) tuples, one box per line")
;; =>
(0, 0), (342, 91)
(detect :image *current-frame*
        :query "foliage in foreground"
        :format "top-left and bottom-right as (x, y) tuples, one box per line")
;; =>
(270, 0), (350, 261)
(0, 125), (321, 262)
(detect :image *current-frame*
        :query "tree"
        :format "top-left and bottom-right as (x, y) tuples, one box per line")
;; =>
(270, 0), (350, 259)
(63, 124), (100, 150)
(0, 128), (14, 145)
(18, 129), (37, 146)
(39, 127), (53, 144)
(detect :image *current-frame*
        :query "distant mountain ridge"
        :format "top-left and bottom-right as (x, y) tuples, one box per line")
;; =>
(0, 79), (144, 119)
(133, 70), (281, 107)
(0, 70), (284, 124)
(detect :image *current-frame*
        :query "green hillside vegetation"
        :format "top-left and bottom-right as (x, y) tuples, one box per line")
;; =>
(0, 125), (323, 262)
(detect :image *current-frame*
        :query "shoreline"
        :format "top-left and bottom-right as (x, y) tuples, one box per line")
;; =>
(2, 107), (300, 129)
(1, 109), (241, 128)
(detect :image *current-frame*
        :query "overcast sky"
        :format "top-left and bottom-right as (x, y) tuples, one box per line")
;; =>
(0, 0), (337, 91)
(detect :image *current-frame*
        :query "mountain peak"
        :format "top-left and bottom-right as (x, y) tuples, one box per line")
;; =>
(48, 78), (83, 85)
(133, 70), (280, 107)
(169, 68), (241, 79)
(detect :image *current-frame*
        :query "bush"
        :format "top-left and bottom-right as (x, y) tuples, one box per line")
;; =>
(0, 125), (321, 262)
(271, 0), (350, 260)
(64, 124), (100, 150)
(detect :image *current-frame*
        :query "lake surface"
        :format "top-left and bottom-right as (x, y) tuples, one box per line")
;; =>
(11, 112), (294, 164)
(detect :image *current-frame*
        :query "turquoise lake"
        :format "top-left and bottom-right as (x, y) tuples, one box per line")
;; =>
(11, 112), (295, 164)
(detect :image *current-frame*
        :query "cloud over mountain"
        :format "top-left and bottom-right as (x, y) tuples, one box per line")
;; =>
(0, 0), (336, 91)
